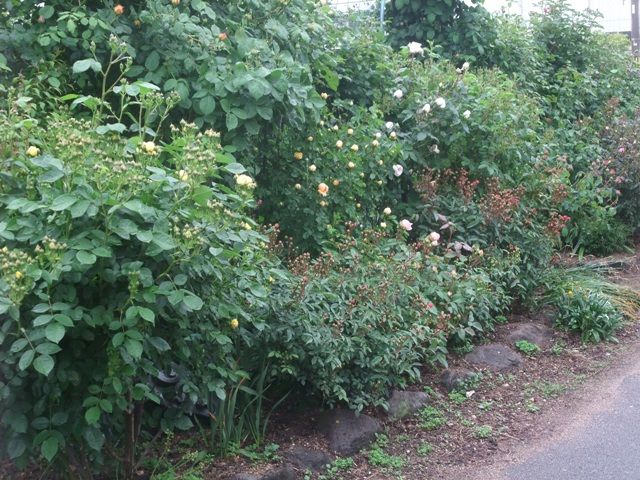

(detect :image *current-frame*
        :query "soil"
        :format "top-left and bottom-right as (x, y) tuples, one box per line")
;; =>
(2, 254), (640, 480)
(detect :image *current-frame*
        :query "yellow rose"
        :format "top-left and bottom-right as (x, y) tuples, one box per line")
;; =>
(15, 271), (23, 280)
(230, 318), (239, 329)
(178, 170), (189, 181)
(294, 151), (304, 160)
(26, 146), (40, 157)
(317, 182), (329, 196)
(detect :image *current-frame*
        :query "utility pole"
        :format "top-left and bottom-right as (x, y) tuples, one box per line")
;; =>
(633, 0), (640, 56)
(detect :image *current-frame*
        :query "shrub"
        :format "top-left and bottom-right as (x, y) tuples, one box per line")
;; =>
(555, 292), (622, 342)
(0, 100), (279, 476)
(256, 106), (404, 253)
(1, 0), (332, 148)
(264, 234), (517, 410)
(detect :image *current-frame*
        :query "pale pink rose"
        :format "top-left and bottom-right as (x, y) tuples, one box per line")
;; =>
(393, 164), (404, 176)
(399, 219), (413, 231)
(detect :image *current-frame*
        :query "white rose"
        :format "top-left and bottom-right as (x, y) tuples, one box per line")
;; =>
(430, 144), (440, 154)
(462, 61), (470, 71)
(393, 89), (403, 99)
(385, 121), (394, 130)
(392, 164), (403, 177)
(463, 110), (471, 119)
(383, 207), (392, 215)
(421, 103), (431, 114)
(407, 41), (424, 55)
(435, 97), (446, 109)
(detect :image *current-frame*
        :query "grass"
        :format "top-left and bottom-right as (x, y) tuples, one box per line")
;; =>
(419, 406), (447, 430)
(473, 425), (493, 439)
(540, 266), (640, 319)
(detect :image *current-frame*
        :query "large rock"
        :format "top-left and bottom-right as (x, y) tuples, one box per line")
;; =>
(261, 466), (297, 480)
(285, 447), (332, 472)
(506, 322), (554, 348)
(440, 368), (476, 392)
(465, 343), (523, 371)
(318, 409), (382, 455)
(387, 390), (429, 420)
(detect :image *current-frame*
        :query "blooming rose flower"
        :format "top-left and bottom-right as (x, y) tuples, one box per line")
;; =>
(462, 61), (470, 71)
(320, 92), (329, 100)
(141, 141), (158, 154)
(399, 219), (413, 231)
(421, 103), (431, 114)
(336, 140), (344, 148)
(26, 146), (40, 157)
(378, 160), (384, 165)
(430, 144), (440, 154)
(317, 182), (329, 196)
(308, 136), (314, 141)
(308, 164), (317, 172)
(294, 183), (302, 190)
(435, 97), (446, 109)
(375, 132), (382, 139)
(332, 125), (339, 131)
(350, 144), (359, 152)
(356, 203), (361, 208)
(178, 169), (189, 181)
(463, 110), (471, 119)
(380, 222), (387, 228)
(393, 89), (403, 99)
(390, 131), (397, 140)
(114, 4), (124, 15)
(294, 151), (304, 160)
(383, 207), (392, 215)
(407, 41), (424, 55)
(348, 161), (355, 169)
(393, 164), (403, 176)
(236, 174), (256, 188)
(347, 128), (354, 135)
(619, 146), (626, 153)
(385, 121), (394, 130)
(372, 140), (379, 147)
(332, 179), (340, 186)
(218, 32), (228, 41)
(320, 200), (327, 207)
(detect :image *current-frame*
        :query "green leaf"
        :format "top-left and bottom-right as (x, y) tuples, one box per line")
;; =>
(41, 437), (59, 462)
(50, 194), (78, 211)
(226, 112), (238, 130)
(224, 163), (246, 174)
(18, 350), (35, 370)
(72, 59), (101, 74)
(70, 200), (91, 218)
(7, 437), (26, 459)
(183, 294), (204, 311)
(36, 342), (62, 355)
(199, 96), (216, 115)
(45, 323), (65, 344)
(149, 336), (171, 352)
(138, 307), (155, 324)
(76, 251), (97, 265)
(152, 232), (177, 251)
(34, 355), (54, 376)
(84, 427), (105, 451)
(145, 51), (160, 71)
(9, 414), (28, 434)
(99, 399), (113, 413)
(124, 339), (143, 359)
(85, 406), (101, 425)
